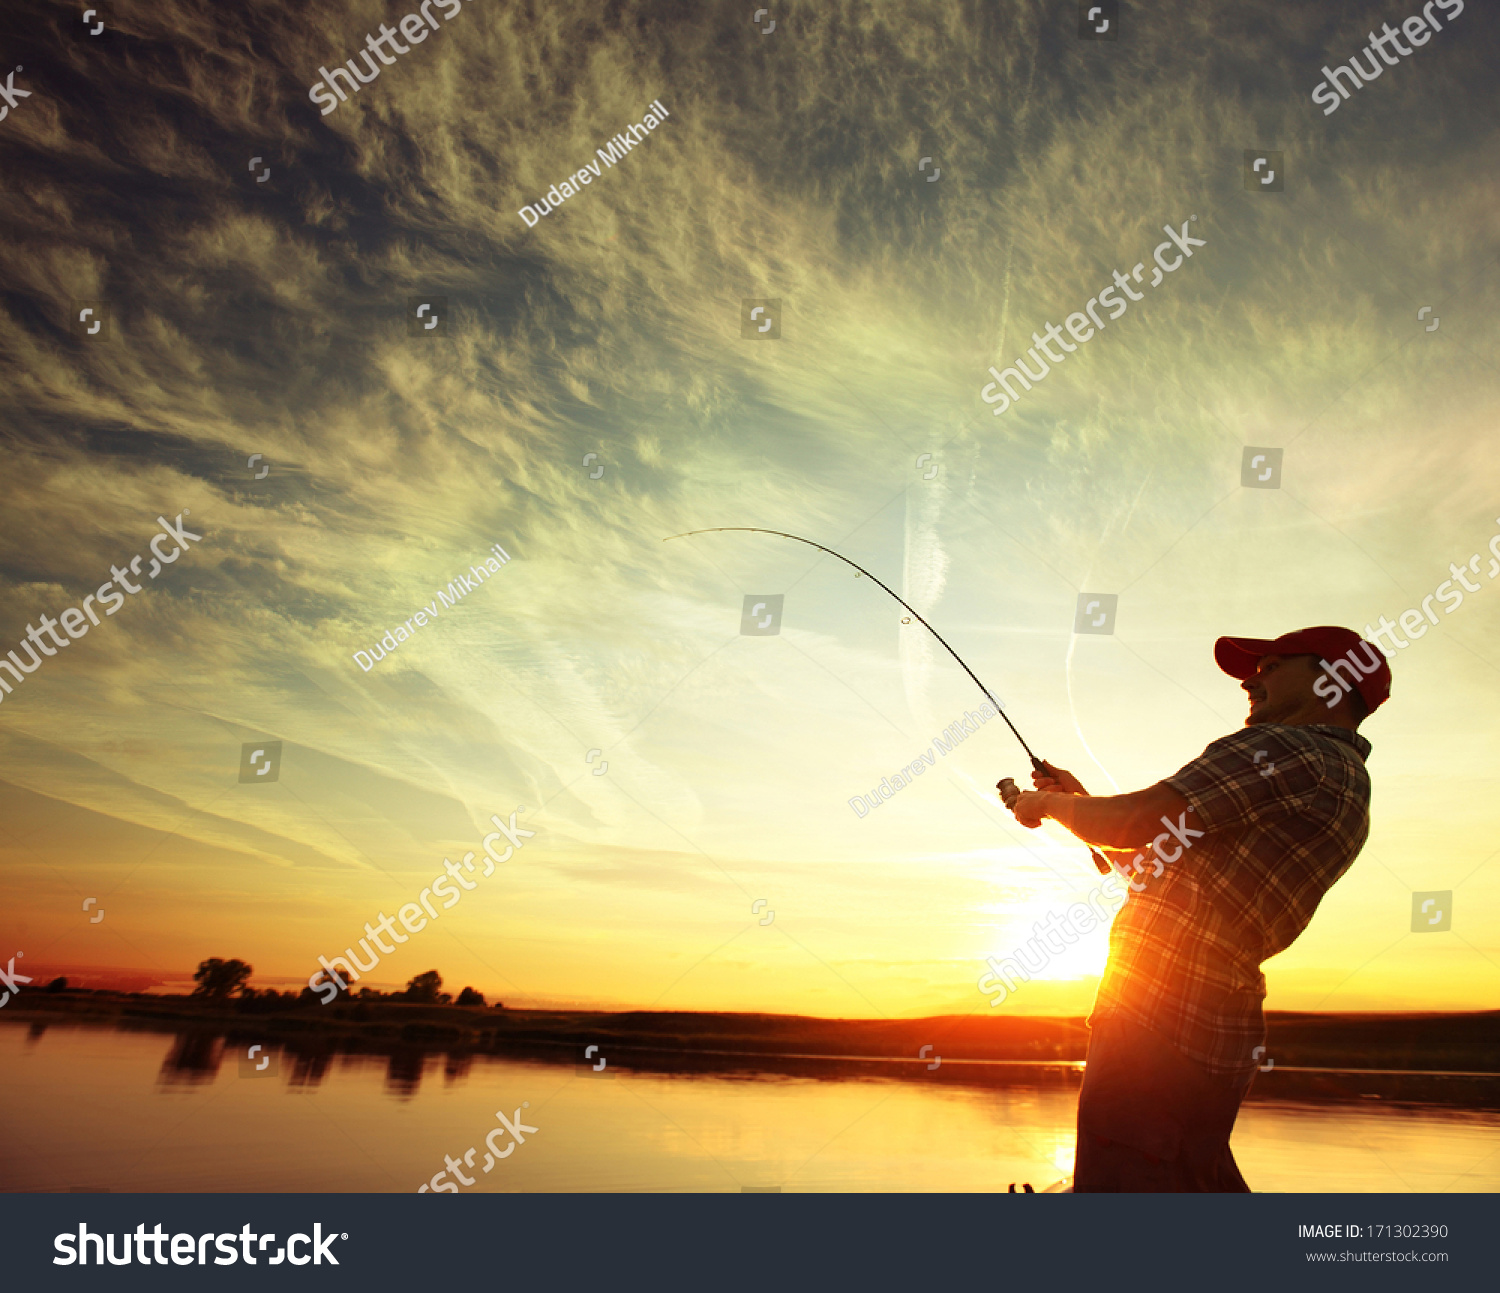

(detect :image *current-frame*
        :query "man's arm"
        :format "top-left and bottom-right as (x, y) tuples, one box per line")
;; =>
(1009, 782), (1193, 851)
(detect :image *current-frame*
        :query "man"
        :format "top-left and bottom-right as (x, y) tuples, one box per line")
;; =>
(1000, 626), (1390, 1191)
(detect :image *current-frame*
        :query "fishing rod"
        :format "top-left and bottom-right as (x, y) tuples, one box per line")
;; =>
(663, 526), (1112, 876)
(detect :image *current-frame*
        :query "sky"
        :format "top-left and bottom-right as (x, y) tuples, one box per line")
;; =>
(0, 0), (1497, 1019)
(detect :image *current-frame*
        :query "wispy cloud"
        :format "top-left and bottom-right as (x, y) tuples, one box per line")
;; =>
(1, 0), (1496, 1013)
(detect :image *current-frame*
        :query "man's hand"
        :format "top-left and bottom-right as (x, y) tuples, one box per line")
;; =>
(1032, 763), (1089, 796)
(999, 763), (1088, 829)
(1008, 789), (1051, 829)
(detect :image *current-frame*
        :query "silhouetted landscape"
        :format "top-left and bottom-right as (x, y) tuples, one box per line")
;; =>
(8, 987), (1497, 1107)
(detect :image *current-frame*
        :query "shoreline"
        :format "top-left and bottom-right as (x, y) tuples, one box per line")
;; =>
(5, 994), (1497, 1108)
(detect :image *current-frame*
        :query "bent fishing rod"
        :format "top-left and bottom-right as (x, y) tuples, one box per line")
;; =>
(663, 526), (1112, 876)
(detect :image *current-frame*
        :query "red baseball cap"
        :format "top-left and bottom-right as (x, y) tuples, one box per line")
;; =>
(1214, 625), (1391, 714)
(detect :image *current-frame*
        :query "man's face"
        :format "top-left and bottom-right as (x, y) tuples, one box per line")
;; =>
(1242, 653), (1321, 726)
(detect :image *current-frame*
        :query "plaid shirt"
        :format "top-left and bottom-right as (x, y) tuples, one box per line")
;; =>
(1090, 723), (1373, 1076)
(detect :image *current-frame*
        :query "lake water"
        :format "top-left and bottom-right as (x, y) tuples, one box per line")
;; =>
(3, 1023), (1496, 1193)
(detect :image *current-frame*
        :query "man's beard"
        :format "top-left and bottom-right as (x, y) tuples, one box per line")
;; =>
(1245, 695), (1301, 726)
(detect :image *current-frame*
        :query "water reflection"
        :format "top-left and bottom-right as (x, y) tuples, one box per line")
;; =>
(385, 1049), (427, 1098)
(287, 1051), (333, 1089)
(5, 1021), (1498, 1194)
(148, 1033), (469, 1095)
(157, 1031), (223, 1085)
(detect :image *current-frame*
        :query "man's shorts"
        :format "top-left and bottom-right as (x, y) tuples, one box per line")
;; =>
(1074, 1013), (1256, 1192)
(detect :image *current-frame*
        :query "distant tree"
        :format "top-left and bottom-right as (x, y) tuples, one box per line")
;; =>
(241, 986), (297, 1014)
(404, 970), (443, 1003)
(490, 999), (505, 1010)
(356, 987), (386, 1001)
(191, 958), (253, 999)
(456, 987), (485, 1006)
(45, 976), (68, 993)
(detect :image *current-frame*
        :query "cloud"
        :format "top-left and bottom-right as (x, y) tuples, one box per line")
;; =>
(1, 0), (1496, 1013)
